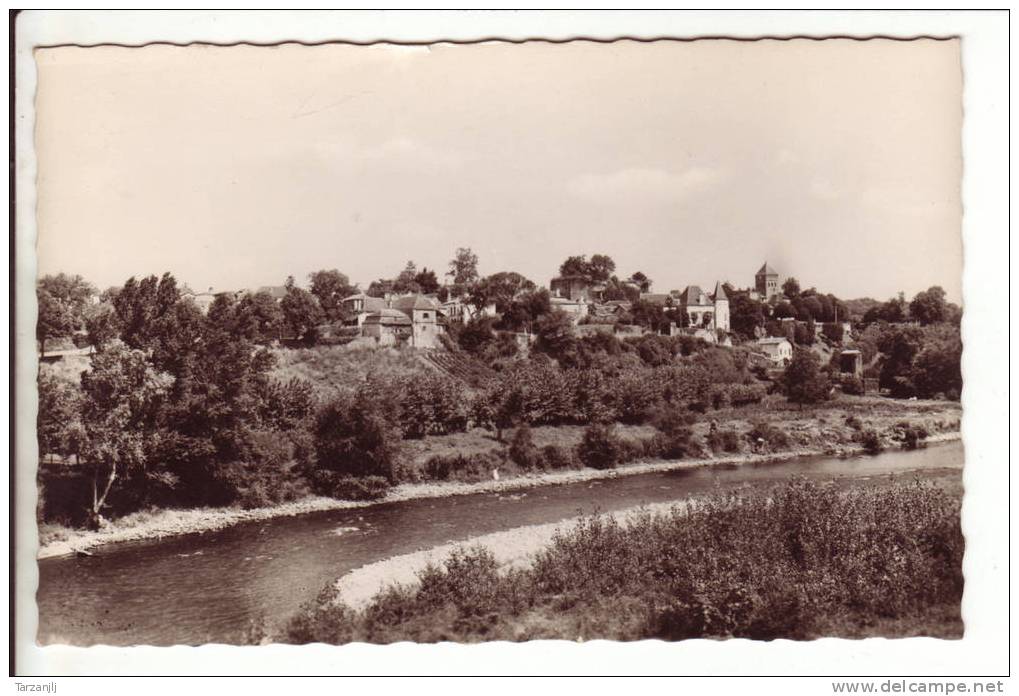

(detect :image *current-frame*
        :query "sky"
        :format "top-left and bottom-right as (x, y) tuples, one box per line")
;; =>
(34, 39), (963, 302)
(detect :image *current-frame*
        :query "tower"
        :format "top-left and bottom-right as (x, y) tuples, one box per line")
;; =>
(712, 281), (730, 332)
(755, 262), (780, 301)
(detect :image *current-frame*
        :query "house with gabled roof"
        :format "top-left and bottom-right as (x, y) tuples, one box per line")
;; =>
(677, 281), (730, 332)
(356, 293), (445, 348)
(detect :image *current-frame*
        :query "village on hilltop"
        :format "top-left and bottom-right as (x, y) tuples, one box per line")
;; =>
(167, 256), (861, 377)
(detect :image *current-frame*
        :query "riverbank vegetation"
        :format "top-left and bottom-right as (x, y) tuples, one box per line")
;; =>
(36, 265), (963, 533)
(281, 478), (964, 643)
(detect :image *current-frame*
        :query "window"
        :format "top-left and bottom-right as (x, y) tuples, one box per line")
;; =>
(422, 312), (430, 319)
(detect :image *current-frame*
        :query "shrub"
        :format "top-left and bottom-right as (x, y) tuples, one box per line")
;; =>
(841, 375), (865, 396)
(897, 422), (930, 450)
(746, 421), (791, 451)
(845, 414), (864, 430)
(508, 424), (544, 470)
(859, 429), (884, 455)
(313, 394), (402, 481)
(311, 471), (390, 500)
(423, 451), (505, 482)
(650, 408), (698, 459)
(541, 445), (580, 471)
(281, 479), (963, 643)
(706, 428), (742, 454)
(726, 382), (768, 407)
(783, 349), (831, 406)
(577, 423), (624, 470)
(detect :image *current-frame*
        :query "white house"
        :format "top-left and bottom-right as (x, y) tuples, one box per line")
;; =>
(756, 337), (793, 365)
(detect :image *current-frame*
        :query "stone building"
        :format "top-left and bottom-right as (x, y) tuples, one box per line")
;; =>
(677, 282), (730, 332)
(755, 262), (780, 301)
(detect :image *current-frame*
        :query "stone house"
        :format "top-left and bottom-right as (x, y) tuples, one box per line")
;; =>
(677, 282), (730, 332)
(756, 337), (793, 365)
(341, 293), (388, 327)
(550, 275), (605, 302)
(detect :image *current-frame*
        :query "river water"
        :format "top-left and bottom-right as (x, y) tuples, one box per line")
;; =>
(36, 441), (963, 646)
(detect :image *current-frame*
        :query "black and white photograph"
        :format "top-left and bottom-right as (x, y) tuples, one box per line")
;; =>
(11, 9), (1011, 683)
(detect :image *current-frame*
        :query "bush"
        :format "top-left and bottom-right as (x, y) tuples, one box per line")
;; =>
(841, 375), (866, 396)
(746, 421), (791, 451)
(650, 408), (698, 459)
(508, 424), (544, 470)
(311, 471), (390, 500)
(897, 422), (930, 450)
(541, 444), (580, 471)
(313, 394), (402, 481)
(281, 479), (963, 643)
(577, 423), (625, 470)
(424, 451), (505, 482)
(859, 429), (884, 455)
(706, 428), (742, 454)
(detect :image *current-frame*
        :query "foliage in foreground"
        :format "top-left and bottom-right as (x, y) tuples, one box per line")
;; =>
(281, 479), (963, 644)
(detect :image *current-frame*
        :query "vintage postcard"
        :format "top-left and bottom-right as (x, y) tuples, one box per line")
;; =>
(12, 10), (1010, 682)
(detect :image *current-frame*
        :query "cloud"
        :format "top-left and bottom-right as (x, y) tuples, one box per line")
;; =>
(566, 166), (723, 202)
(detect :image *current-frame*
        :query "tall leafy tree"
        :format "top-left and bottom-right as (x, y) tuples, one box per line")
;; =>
(588, 254), (616, 282)
(84, 303), (120, 352)
(783, 349), (830, 407)
(782, 277), (801, 299)
(414, 268), (441, 295)
(909, 286), (948, 325)
(112, 273), (182, 351)
(309, 269), (355, 322)
(392, 261), (421, 294)
(36, 273), (97, 354)
(447, 247), (480, 288)
(78, 340), (172, 527)
(281, 277), (325, 345)
(558, 255), (589, 277)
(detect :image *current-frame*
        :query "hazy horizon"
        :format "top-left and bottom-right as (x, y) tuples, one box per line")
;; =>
(34, 39), (963, 303)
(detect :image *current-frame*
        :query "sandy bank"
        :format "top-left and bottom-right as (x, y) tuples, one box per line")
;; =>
(334, 500), (694, 611)
(37, 431), (961, 560)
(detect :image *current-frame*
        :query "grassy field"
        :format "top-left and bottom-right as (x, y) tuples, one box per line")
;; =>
(269, 343), (438, 399)
(282, 477), (964, 644)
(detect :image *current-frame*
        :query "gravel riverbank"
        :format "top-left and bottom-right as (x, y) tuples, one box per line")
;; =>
(37, 431), (961, 560)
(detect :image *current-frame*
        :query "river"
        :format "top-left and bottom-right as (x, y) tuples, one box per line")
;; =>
(35, 440), (963, 646)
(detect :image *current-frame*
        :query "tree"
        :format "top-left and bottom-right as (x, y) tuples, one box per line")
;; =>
(309, 270), (355, 322)
(366, 278), (394, 298)
(393, 261), (422, 294)
(414, 268), (441, 295)
(78, 340), (172, 528)
(313, 393), (402, 481)
(112, 273), (182, 351)
(782, 277), (801, 299)
(36, 273), (97, 354)
(588, 254), (616, 282)
(558, 255), (589, 277)
(36, 287), (75, 356)
(727, 288), (766, 338)
(773, 301), (796, 320)
(793, 320), (816, 346)
(498, 288), (551, 332)
(447, 248), (480, 290)
(281, 277), (325, 345)
(863, 292), (907, 323)
(235, 291), (285, 344)
(629, 271), (652, 293)
(37, 371), (84, 462)
(534, 310), (579, 365)
(909, 286), (948, 325)
(783, 349), (830, 407)
(877, 325), (925, 397)
(630, 299), (667, 331)
(470, 272), (536, 312)
(83, 302), (120, 352)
